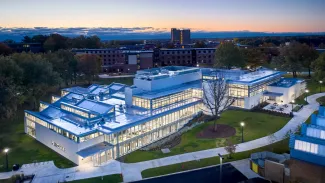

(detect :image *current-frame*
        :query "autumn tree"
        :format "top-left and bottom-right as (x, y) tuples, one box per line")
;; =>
(215, 42), (245, 69)
(0, 43), (12, 56)
(241, 48), (265, 69)
(77, 54), (102, 84)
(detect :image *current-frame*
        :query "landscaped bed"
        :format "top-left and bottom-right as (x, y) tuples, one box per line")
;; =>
(121, 110), (290, 163)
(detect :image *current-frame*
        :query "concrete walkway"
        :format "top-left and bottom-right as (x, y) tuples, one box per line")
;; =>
(1, 93), (324, 183)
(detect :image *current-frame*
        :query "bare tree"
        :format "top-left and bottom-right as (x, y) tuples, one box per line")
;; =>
(202, 78), (235, 131)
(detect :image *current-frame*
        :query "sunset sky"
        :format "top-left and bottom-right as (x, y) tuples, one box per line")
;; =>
(1, 0), (325, 32)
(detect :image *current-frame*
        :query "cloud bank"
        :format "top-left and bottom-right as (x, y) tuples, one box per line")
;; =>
(0, 27), (324, 41)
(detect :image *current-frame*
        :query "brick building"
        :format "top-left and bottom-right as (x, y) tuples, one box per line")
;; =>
(72, 48), (216, 73)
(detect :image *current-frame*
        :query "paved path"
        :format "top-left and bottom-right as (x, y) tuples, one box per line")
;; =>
(0, 93), (324, 183)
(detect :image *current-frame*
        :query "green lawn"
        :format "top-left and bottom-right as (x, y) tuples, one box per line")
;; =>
(141, 139), (289, 178)
(69, 174), (123, 183)
(122, 110), (290, 163)
(0, 108), (76, 172)
(0, 77), (134, 172)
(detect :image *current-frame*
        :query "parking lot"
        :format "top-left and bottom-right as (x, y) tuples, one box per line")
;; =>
(134, 163), (248, 183)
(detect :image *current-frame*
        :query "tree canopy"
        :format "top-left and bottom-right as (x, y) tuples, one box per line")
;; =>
(215, 42), (245, 69)
(77, 54), (102, 84)
(0, 43), (12, 56)
(312, 52), (325, 81)
(241, 48), (265, 69)
(272, 42), (318, 77)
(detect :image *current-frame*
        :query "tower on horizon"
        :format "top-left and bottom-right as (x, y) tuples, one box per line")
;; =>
(171, 28), (191, 44)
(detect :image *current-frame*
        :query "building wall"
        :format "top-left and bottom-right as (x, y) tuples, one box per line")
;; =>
(180, 29), (191, 44)
(245, 92), (263, 109)
(195, 49), (215, 66)
(139, 53), (154, 69)
(134, 71), (202, 91)
(159, 49), (193, 66)
(264, 160), (285, 183)
(267, 83), (306, 104)
(290, 158), (325, 183)
(35, 123), (80, 165)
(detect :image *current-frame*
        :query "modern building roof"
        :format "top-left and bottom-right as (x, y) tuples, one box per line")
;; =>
(134, 80), (202, 99)
(26, 66), (203, 136)
(269, 78), (304, 88)
(76, 142), (113, 158)
(263, 91), (283, 97)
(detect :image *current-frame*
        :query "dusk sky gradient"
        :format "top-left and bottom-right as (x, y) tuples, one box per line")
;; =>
(1, 0), (325, 32)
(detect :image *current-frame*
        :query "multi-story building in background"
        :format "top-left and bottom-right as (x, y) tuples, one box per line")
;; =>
(180, 29), (191, 44)
(72, 48), (216, 73)
(171, 28), (191, 44)
(171, 28), (180, 43)
(72, 49), (154, 73)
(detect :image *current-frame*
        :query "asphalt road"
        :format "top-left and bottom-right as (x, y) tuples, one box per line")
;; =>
(134, 163), (248, 183)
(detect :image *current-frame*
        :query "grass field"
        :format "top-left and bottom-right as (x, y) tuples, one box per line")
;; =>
(141, 139), (289, 178)
(69, 174), (123, 183)
(0, 77), (133, 172)
(122, 110), (290, 163)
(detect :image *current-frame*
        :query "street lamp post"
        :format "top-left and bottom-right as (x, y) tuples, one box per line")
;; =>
(305, 89), (309, 102)
(320, 81), (323, 93)
(218, 153), (224, 183)
(291, 100), (295, 112)
(240, 122), (245, 143)
(3, 148), (9, 171)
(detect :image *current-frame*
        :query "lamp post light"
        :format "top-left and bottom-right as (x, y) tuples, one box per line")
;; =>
(305, 89), (309, 102)
(291, 100), (295, 112)
(218, 153), (224, 183)
(320, 81), (323, 93)
(240, 122), (245, 143)
(3, 148), (9, 171)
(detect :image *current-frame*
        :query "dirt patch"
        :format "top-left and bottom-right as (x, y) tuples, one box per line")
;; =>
(196, 124), (236, 139)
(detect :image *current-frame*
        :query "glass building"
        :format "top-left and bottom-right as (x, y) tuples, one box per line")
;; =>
(290, 106), (325, 166)
(24, 66), (203, 166)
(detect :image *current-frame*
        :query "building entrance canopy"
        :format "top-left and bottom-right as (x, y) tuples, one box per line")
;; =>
(76, 142), (113, 158)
